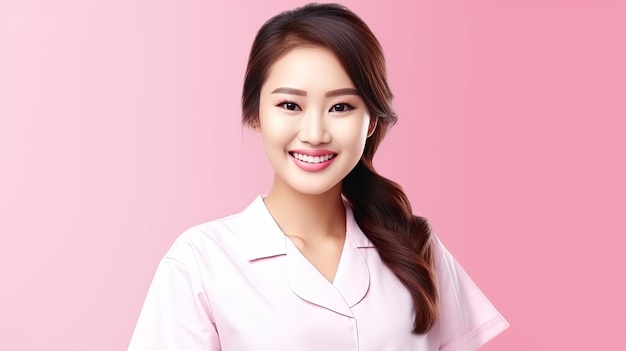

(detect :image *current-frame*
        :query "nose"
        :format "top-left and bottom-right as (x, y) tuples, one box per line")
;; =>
(298, 108), (330, 145)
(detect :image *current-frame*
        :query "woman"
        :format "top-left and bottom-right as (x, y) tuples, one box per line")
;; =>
(128, 3), (508, 350)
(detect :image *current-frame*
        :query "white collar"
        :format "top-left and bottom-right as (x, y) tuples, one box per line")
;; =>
(236, 195), (375, 261)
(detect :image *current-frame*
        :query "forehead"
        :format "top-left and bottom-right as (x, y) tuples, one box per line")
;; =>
(262, 46), (355, 92)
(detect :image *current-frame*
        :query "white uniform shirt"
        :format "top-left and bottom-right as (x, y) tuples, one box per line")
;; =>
(129, 196), (509, 350)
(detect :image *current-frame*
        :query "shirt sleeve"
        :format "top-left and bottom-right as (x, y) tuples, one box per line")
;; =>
(433, 235), (509, 351)
(127, 256), (220, 351)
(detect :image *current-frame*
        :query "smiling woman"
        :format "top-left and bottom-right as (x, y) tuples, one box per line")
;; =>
(127, 3), (508, 350)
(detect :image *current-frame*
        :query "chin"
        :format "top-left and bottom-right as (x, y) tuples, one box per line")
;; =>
(290, 185), (340, 196)
(283, 178), (343, 197)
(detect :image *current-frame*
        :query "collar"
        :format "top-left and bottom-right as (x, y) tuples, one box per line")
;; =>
(237, 195), (375, 261)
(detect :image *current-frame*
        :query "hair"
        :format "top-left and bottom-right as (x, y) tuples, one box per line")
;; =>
(241, 3), (438, 333)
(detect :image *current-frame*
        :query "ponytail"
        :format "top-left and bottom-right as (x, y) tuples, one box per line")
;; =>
(342, 159), (439, 334)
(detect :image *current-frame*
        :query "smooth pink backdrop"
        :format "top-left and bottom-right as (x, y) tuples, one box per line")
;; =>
(1, 1), (624, 350)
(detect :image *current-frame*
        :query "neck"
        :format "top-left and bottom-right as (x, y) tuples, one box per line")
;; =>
(263, 183), (346, 242)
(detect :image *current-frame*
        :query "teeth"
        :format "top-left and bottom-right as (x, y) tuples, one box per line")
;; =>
(292, 152), (335, 164)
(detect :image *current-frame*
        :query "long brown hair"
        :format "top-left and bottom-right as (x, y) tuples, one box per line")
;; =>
(241, 3), (438, 333)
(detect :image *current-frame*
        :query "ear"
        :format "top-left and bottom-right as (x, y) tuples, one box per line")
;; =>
(367, 116), (378, 138)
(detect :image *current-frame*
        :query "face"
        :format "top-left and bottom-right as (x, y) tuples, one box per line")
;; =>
(256, 46), (374, 196)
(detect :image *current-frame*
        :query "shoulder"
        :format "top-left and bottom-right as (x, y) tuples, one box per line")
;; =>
(429, 233), (486, 304)
(161, 207), (251, 278)
(171, 210), (246, 250)
(429, 234), (455, 273)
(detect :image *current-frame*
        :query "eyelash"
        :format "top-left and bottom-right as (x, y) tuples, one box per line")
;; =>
(330, 103), (355, 112)
(278, 101), (301, 111)
(277, 101), (355, 112)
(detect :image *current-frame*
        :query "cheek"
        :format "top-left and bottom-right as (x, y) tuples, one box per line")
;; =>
(336, 117), (370, 150)
(258, 110), (292, 147)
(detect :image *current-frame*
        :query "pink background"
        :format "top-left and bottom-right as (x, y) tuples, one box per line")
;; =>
(1, 0), (625, 350)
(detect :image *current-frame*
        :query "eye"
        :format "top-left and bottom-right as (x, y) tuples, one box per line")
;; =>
(329, 103), (354, 112)
(278, 101), (301, 111)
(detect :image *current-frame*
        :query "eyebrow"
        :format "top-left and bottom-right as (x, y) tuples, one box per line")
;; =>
(270, 87), (360, 97)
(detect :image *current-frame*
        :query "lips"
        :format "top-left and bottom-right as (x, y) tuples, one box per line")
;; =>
(288, 149), (337, 171)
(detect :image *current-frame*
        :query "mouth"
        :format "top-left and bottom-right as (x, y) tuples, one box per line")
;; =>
(289, 152), (337, 164)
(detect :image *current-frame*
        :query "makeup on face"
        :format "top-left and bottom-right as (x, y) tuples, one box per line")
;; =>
(257, 46), (371, 196)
